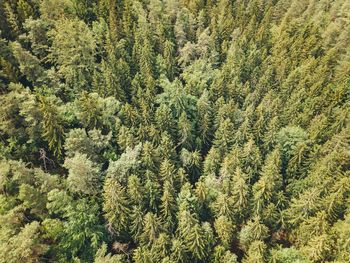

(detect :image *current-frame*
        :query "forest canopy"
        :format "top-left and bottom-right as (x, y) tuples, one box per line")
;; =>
(0, 0), (350, 262)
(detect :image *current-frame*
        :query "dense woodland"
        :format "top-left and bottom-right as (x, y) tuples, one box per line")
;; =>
(0, 0), (350, 262)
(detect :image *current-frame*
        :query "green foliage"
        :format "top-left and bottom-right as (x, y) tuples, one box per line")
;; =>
(94, 243), (125, 263)
(212, 245), (239, 263)
(18, 184), (46, 216)
(103, 178), (130, 235)
(106, 144), (141, 184)
(61, 199), (105, 261)
(214, 215), (235, 249)
(277, 126), (308, 165)
(253, 149), (283, 215)
(332, 212), (350, 262)
(270, 247), (310, 263)
(243, 240), (267, 263)
(48, 18), (96, 94)
(239, 217), (269, 251)
(39, 95), (65, 157)
(75, 92), (120, 131)
(140, 212), (162, 246)
(0, 221), (48, 263)
(161, 180), (177, 231)
(0, 0), (350, 262)
(231, 167), (250, 218)
(177, 210), (212, 261)
(11, 42), (47, 86)
(63, 153), (101, 195)
(64, 128), (95, 158)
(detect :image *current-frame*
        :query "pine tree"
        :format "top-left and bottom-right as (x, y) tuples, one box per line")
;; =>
(286, 187), (321, 226)
(140, 212), (162, 246)
(180, 148), (202, 182)
(269, 247), (310, 263)
(170, 238), (187, 263)
(243, 240), (267, 263)
(177, 210), (208, 261)
(94, 243), (125, 263)
(127, 175), (145, 206)
(103, 178), (130, 235)
(211, 193), (235, 221)
(157, 132), (177, 161)
(240, 138), (262, 183)
(189, 222), (211, 261)
(231, 167), (250, 219)
(159, 159), (176, 184)
(163, 39), (177, 80)
(160, 180), (177, 231)
(48, 18), (96, 95)
(262, 116), (280, 153)
(214, 215), (235, 249)
(75, 92), (103, 129)
(106, 144), (141, 184)
(203, 147), (222, 176)
(197, 89), (213, 145)
(252, 149), (282, 214)
(211, 245), (238, 263)
(150, 233), (171, 261)
(213, 118), (234, 153)
(39, 96), (65, 157)
(177, 182), (198, 214)
(144, 178), (161, 212)
(0, 221), (48, 263)
(155, 104), (176, 136)
(18, 184), (46, 216)
(277, 126), (308, 168)
(178, 111), (194, 148)
(10, 42), (47, 86)
(239, 217), (269, 251)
